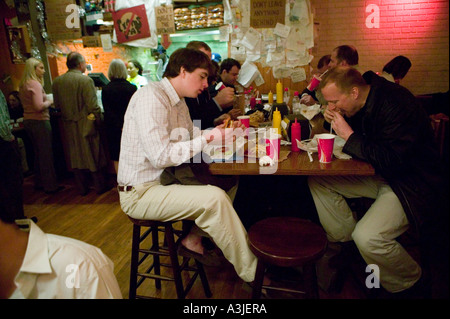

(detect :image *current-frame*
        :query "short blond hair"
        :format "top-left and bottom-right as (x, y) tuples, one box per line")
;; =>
(319, 66), (367, 95)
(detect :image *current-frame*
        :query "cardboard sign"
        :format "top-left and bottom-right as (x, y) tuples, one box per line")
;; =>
(156, 5), (175, 35)
(112, 5), (150, 43)
(250, 0), (285, 29)
(82, 36), (101, 47)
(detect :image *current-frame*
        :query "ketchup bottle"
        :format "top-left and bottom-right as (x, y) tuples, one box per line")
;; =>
(291, 118), (301, 152)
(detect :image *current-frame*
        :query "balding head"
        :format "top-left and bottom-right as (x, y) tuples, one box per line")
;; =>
(66, 52), (86, 71)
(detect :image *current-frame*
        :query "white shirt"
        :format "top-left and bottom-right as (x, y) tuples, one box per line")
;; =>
(10, 220), (122, 299)
(118, 78), (206, 186)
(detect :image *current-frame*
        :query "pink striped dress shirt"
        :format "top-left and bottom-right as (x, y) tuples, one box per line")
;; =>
(118, 78), (207, 186)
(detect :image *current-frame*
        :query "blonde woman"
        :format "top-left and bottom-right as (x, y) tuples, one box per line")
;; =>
(19, 58), (63, 194)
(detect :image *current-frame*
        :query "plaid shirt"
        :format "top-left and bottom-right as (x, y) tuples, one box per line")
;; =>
(118, 78), (206, 186)
(0, 91), (13, 141)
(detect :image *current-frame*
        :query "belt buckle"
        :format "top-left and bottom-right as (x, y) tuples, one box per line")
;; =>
(118, 185), (132, 192)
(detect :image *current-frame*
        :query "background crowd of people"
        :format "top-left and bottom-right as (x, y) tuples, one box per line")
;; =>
(1, 40), (447, 300)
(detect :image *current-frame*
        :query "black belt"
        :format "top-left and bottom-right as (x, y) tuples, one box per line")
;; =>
(118, 185), (133, 192)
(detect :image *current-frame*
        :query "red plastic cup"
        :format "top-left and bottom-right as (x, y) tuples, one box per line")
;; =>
(307, 74), (322, 91)
(265, 129), (281, 161)
(215, 82), (226, 91)
(316, 133), (335, 163)
(237, 115), (250, 128)
(238, 115), (250, 136)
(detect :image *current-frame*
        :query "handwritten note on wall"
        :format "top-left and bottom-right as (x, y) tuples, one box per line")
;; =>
(250, 0), (285, 29)
(156, 5), (175, 35)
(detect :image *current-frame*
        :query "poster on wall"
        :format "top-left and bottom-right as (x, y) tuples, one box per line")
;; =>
(112, 5), (151, 43)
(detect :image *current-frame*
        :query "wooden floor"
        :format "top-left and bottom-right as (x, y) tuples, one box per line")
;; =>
(21, 173), (430, 300)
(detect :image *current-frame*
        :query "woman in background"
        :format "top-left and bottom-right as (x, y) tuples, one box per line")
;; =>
(126, 60), (148, 88)
(102, 59), (137, 173)
(7, 91), (24, 121)
(381, 55), (412, 85)
(19, 58), (63, 194)
(7, 90), (33, 174)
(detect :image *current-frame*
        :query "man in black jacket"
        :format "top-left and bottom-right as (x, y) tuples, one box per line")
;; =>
(308, 67), (448, 296)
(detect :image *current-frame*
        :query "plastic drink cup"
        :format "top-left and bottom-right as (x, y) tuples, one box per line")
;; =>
(237, 115), (250, 136)
(215, 82), (226, 91)
(237, 115), (250, 128)
(265, 129), (281, 161)
(316, 133), (335, 163)
(307, 74), (322, 91)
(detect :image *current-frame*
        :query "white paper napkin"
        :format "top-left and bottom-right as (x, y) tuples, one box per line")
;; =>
(300, 103), (321, 120)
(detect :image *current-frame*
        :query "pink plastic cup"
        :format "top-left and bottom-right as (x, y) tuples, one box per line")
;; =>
(316, 133), (335, 163)
(238, 115), (250, 136)
(237, 115), (250, 128)
(265, 130), (281, 161)
(307, 74), (322, 91)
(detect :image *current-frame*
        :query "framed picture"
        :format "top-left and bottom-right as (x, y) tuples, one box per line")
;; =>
(6, 25), (31, 64)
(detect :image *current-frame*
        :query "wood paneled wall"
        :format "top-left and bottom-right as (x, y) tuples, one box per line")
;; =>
(249, 62), (310, 96)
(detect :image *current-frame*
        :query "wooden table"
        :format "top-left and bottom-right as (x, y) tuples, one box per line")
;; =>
(209, 146), (375, 176)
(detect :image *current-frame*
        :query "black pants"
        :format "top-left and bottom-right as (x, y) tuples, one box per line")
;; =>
(73, 168), (108, 195)
(0, 138), (25, 222)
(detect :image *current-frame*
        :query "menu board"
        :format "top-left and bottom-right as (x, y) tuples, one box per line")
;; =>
(45, 0), (81, 40)
(250, 0), (285, 28)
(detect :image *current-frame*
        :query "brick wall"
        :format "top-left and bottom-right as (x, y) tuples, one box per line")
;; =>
(310, 0), (449, 95)
(53, 42), (128, 79)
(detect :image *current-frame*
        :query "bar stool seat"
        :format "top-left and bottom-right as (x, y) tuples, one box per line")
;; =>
(248, 217), (327, 299)
(128, 216), (212, 299)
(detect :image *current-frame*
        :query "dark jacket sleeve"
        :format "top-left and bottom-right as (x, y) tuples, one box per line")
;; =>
(186, 96), (224, 130)
(301, 87), (318, 101)
(343, 84), (426, 178)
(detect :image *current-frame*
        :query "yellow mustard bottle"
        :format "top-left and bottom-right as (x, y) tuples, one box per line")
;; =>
(272, 107), (281, 135)
(268, 91), (274, 105)
(276, 80), (283, 103)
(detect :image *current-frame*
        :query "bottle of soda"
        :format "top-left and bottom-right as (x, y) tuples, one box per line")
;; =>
(292, 91), (301, 115)
(283, 87), (290, 105)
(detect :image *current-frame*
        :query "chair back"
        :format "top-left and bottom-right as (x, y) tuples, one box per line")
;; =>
(430, 113), (449, 161)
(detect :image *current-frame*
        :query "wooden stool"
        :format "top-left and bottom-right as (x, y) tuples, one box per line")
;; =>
(248, 217), (327, 299)
(128, 216), (212, 299)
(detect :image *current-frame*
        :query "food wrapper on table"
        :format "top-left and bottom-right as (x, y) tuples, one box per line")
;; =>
(300, 103), (321, 120)
(248, 110), (265, 127)
(203, 136), (246, 162)
(258, 150), (290, 166)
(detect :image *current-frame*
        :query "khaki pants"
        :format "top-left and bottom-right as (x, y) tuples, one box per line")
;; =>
(308, 175), (421, 292)
(119, 180), (257, 282)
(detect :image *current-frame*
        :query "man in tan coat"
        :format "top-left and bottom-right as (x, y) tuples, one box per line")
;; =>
(52, 52), (109, 195)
